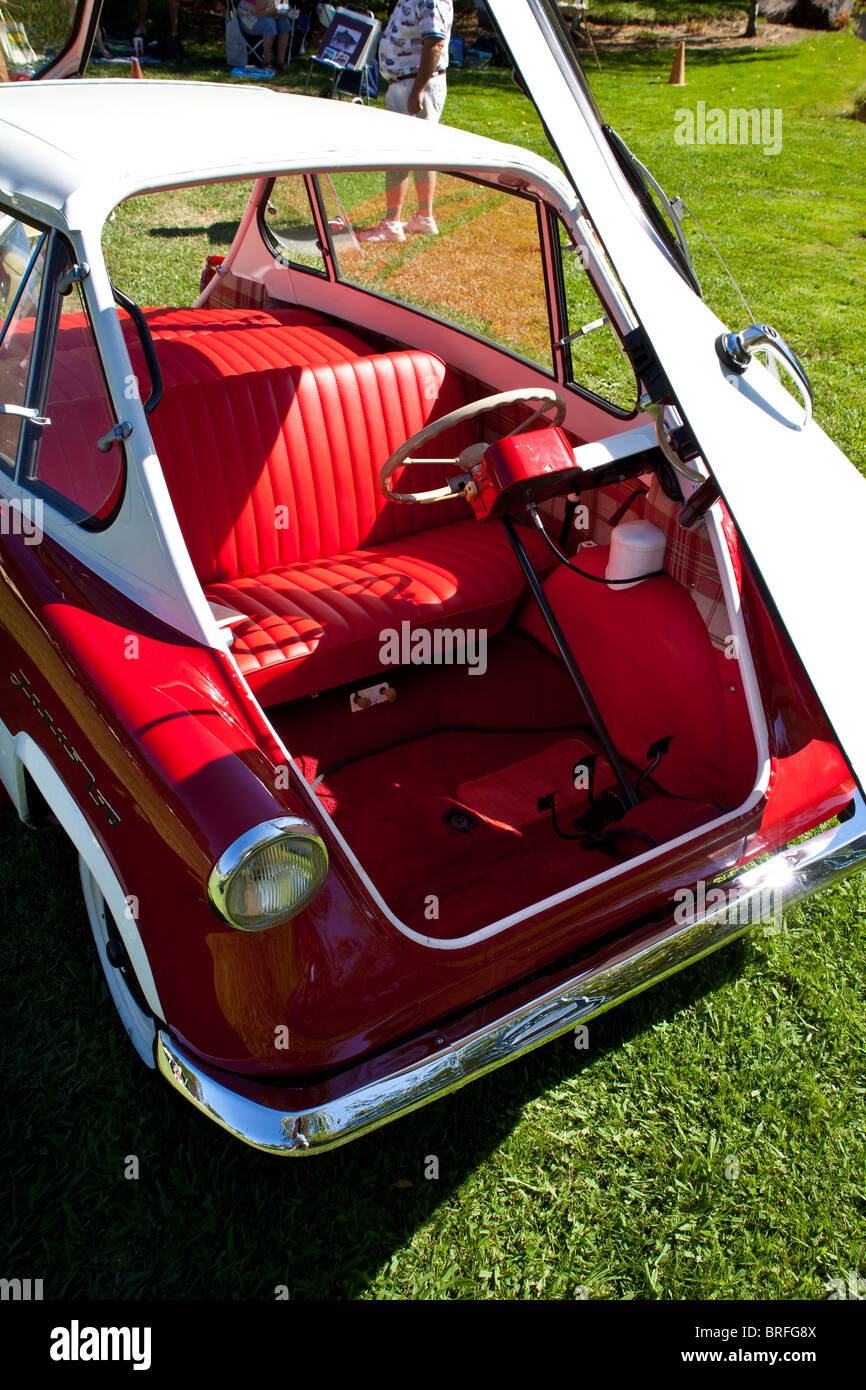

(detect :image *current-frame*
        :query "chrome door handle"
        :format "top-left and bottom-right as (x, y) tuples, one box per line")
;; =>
(0, 403), (51, 427)
(716, 323), (813, 424)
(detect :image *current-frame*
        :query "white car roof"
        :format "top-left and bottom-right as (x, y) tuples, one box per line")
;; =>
(0, 79), (577, 229)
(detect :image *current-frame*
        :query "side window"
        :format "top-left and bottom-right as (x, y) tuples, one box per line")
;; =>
(23, 253), (125, 525)
(557, 220), (638, 412)
(262, 176), (329, 277)
(0, 217), (48, 474)
(319, 172), (556, 371)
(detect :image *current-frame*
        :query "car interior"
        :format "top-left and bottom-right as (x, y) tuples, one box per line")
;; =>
(35, 173), (764, 937)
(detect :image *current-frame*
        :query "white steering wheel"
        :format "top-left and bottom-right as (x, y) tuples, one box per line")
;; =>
(379, 387), (567, 505)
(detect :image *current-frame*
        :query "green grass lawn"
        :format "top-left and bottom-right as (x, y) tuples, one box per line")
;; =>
(587, 2), (752, 21)
(2, 30), (865, 1301)
(442, 34), (866, 469)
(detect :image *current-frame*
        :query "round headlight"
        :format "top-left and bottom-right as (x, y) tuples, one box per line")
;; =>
(208, 818), (329, 931)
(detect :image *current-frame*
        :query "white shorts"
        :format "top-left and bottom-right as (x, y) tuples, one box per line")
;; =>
(385, 71), (447, 123)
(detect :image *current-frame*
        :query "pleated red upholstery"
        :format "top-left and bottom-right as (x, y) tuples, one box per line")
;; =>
(147, 350), (477, 585)
(208, 519), (551, 706)
(142, 344), (549, 703)
(51, 306), (374, 400)
(130, 306), (375, 383)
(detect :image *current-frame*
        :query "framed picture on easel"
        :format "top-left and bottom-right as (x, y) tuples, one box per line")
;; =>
(317, 8), (379, 71)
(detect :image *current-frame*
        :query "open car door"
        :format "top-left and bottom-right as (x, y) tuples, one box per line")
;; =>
(486, 0), (866, 797)
(1, 0), (102, 80)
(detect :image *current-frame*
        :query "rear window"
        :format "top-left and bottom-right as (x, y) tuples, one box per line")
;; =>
(262, 176), (328, 278)
(102, 184), (254, 306)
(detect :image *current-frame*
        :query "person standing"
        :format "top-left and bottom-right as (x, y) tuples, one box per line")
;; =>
(135, 1), (180, 39)
(135, 1), (180, 38)
(135, 1), (183, 61)
(360, 0), (453, 243)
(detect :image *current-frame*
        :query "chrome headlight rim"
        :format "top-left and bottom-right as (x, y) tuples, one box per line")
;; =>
(208, 817), (329, 932)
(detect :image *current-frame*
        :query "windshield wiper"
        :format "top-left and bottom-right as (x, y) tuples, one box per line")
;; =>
(602, 125), (702, 297)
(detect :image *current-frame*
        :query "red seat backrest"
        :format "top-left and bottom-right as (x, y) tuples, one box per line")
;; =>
(51, 306), (375, 397)
(147, 350), (476, 584)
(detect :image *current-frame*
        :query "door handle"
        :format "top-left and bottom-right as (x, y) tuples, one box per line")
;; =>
(0, 404), (51, 427)
(716, 324), (812, 427)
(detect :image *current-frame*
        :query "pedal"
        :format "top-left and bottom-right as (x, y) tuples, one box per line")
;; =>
(573, 787), (626, 837)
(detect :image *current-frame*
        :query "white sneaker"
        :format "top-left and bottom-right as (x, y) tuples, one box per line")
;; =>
(358, 218), (406, 243)
(404, 214), (438, 235)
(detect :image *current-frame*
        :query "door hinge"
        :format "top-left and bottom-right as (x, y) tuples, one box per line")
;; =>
(623, 326), (671, 404)
(58, 262), (90, 296)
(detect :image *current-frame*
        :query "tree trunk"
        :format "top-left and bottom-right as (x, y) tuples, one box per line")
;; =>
(746, 0), (760, 37)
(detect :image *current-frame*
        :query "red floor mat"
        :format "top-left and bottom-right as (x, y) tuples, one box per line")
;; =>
(316, 729), (616, 937)
(458, 737), (617, 829)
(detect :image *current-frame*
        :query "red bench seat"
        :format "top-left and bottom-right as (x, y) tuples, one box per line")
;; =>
(126, 306), (376, 382)
(147, 347), (550, 705)
(207, 520), (546, 707)
(51, 306), (375, 400)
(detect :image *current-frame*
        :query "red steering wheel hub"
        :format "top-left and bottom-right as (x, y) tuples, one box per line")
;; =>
(467, 425), (582, 521)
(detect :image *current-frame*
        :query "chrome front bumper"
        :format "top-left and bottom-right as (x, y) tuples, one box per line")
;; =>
(157, 795), (866, 1154)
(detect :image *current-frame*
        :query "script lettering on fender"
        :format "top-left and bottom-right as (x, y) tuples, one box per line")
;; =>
(10, 669), (121, 827)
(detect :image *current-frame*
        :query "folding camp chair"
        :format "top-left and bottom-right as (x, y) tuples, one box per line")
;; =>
(231, 2), (266, 68)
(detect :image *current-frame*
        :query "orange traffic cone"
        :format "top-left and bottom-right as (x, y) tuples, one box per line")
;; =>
(668, 40), (686, 86)
(130, 56), (142, 79)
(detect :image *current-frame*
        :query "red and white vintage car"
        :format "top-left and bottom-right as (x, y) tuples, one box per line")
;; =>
(0, 2), (863, 1153)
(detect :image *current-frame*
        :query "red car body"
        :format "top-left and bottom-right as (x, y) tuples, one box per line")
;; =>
(0, 1), (863, 1152)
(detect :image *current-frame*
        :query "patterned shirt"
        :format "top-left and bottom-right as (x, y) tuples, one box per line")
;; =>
(379, 0), (453, 82)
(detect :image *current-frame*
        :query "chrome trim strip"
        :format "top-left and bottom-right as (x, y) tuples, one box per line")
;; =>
(158, 796), (866, 1154)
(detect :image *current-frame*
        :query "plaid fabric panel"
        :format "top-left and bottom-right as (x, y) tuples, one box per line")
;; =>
(582, 474), (731, 649)
(644, 479), (729, 649)
(448, 367), (587, 447)
(585, 476), (648, 544)
(206, 270), (266, 313)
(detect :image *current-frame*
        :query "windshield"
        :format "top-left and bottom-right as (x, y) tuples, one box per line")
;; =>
(602, 127), (701, 295)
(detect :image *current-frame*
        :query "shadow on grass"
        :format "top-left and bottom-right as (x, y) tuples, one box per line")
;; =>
(0, 808), (753, 1300)
(148, 221), (241, 243)
(579, 43), (810, 75)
